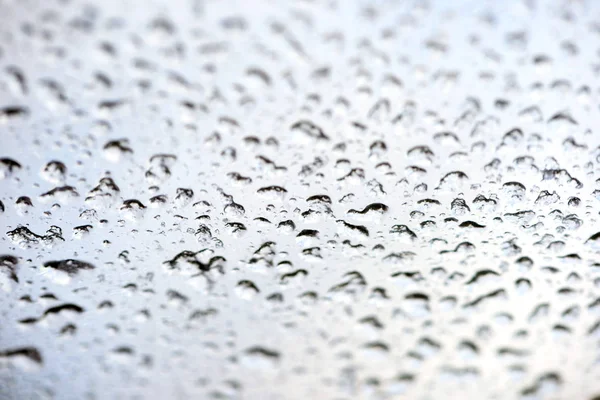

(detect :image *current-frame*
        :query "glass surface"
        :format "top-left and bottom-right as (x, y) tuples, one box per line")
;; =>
(1, 0), (600, 399)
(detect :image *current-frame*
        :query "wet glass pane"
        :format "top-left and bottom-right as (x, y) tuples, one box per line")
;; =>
(1, 0), (600, 399)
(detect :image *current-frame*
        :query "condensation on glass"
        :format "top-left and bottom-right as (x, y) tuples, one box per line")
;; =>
(0, 0), (600, 399)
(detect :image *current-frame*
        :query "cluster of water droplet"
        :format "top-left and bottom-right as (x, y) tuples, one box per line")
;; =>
(1, 0), (600, 399)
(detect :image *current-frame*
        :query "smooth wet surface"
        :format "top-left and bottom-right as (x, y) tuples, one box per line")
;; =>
(1, 0), (600, 399)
